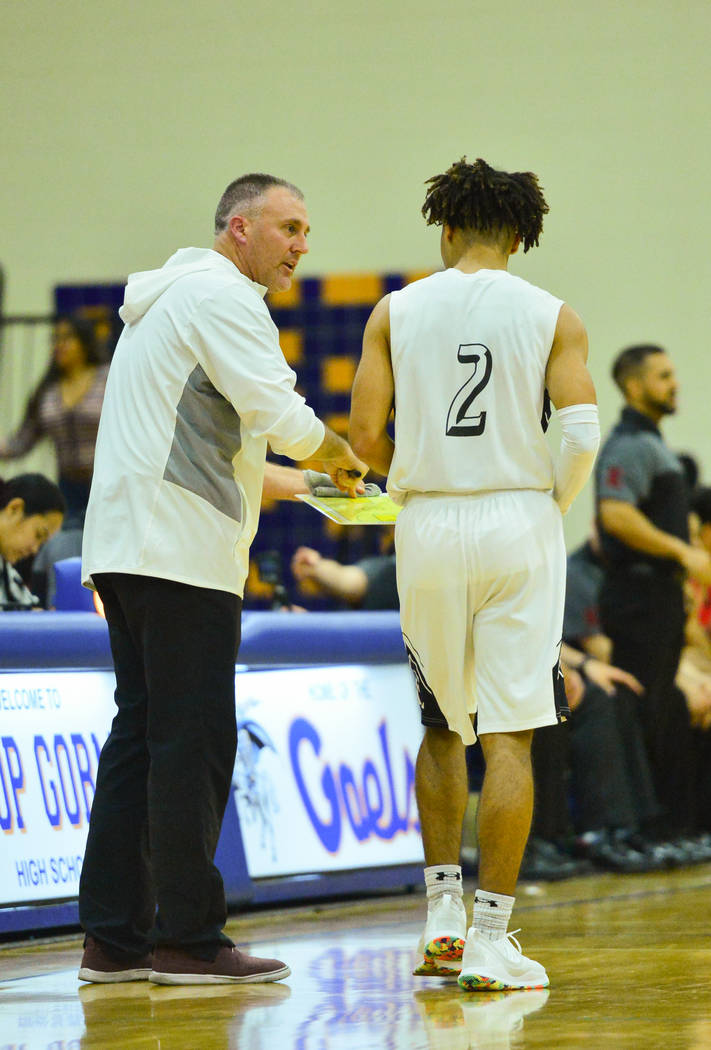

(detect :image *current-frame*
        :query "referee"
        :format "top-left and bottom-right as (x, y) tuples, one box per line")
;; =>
(595, 344), (711, 844)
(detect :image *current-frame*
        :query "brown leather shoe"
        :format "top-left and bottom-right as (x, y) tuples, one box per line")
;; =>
(78, 936), (153, 983)
(149, 945), (291, 985)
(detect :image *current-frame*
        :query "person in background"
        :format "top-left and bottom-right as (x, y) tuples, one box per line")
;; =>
(0, 474), (64, 609)
(557, 536), (666, 869)
(291, 542), (396, 610)
(349, 157), (599, 992)
(684, 486), (711, 678)
(595, 345), (711, 849)
(677, 487), (711, 833)
(562, 528), (711, 863)
(526, 640), (655, 878)
(78, 172), (367, 988)
(0, 316), (108, 528)
(677, 452), (700, 497)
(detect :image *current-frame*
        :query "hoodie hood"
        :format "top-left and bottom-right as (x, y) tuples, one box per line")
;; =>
(119, 248), (238, 325)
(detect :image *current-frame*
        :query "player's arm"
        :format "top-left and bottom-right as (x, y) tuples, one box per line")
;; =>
(545, 305), (600, 514)
(349, 295), (395, 477)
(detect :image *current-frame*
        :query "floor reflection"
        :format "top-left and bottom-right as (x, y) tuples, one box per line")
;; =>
(1, 928), (553, 1050)
(414, 987), (549, 1050)
(78, 980), (293, 1049)
(3, 876), (711, 1050)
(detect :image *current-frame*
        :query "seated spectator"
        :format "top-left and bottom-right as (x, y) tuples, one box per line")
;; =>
(291, 545), (396, 610)
(561, 530), (609, 662)
(528, 643), (657, 877)
(29, 526), (84, 608)
(284, 472), (393, 610)
(677, 488), (711, 829)
(0, 316), (108, 528)
(675, 658), (711, 732)
(556, 535), (711, 866)
(676, 490), (711, 730)
(684, 486), (711, 675)
(0, 474), (65, 610)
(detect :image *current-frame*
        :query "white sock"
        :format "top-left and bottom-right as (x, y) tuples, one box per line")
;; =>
(473, 888), (514, 939)
(424, 864), (463, 904)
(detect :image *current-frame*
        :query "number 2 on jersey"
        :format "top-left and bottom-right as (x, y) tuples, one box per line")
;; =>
(445, 343), (493, 437)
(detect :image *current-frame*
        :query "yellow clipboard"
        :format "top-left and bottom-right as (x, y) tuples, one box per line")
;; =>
(296, 493), (401, 525)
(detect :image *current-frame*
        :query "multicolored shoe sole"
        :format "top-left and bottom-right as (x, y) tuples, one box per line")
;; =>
(412, 935), (466, 977)
(424, 935), (466, 963)
(412, 957), (460, 978)
(457, 972), (549, 992)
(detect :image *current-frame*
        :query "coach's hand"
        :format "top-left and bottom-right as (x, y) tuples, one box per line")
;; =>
(310, 426), (369, 497)
(304, 469), (380, 498)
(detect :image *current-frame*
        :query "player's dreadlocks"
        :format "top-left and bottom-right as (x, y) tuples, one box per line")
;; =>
(421, 157), (549, 252)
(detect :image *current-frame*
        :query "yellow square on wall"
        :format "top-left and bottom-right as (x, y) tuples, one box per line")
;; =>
(322, 355), (356, 392)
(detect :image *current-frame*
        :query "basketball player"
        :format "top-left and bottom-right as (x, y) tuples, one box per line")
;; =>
(349, 157), (599, 991)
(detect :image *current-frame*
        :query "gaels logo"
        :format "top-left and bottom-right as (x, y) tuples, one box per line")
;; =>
(289, 717), (418, 853)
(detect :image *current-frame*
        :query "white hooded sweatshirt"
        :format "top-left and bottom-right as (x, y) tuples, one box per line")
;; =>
(82, 248), (324, 596)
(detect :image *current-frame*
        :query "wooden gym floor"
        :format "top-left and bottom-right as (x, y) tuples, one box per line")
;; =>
(2, 865), (711, 1049)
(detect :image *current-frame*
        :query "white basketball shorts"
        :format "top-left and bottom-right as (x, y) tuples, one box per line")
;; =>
(395, 489), (567, 745)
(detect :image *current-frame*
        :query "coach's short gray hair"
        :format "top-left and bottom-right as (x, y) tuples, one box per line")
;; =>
(214, 173), (303, 233)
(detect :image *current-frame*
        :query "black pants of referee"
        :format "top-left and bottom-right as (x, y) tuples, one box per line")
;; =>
(79, 572), (241, 960)
(600, 570), (696, 837)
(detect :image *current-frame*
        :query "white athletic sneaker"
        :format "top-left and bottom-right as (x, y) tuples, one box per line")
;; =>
(413, 892), (467, 978)
(457, 928), (549, 991)
(460, 988), (550, 1048)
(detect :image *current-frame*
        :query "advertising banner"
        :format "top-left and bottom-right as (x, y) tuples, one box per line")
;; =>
(0, 671), (115, 906)
(0, 663), (423, 907)
(232, 664), (424, 877)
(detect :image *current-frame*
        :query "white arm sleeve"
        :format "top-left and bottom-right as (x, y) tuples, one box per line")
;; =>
(554, 403), (600, 515)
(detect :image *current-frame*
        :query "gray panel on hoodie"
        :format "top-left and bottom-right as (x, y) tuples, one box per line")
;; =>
(163, 363), (243, 522)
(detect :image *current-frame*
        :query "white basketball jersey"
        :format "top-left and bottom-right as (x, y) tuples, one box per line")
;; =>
(387, 268), (563, 504)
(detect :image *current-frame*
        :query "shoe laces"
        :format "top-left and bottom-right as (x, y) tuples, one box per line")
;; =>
(505, 929), (523, 953)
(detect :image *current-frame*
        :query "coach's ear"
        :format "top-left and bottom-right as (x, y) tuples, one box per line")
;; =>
(509, 234), (522, 255)
(229, 213), (249, 245)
